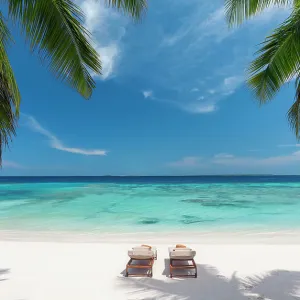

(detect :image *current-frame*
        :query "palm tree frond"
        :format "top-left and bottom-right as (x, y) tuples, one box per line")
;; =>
(288, 77), (300, 138)
(0, 13), (20, 166)
(247, 8), (300, 103)
(225, 0), (292, 26)
(7, 0), (101, 99)
(106, 0), (147, 19)
(0, 12), (13, 47)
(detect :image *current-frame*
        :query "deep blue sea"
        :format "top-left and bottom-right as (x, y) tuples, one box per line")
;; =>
(0, 176), (300, 232)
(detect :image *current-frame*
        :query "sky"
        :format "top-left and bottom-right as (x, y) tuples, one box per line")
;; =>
(1, 0), (300, 176)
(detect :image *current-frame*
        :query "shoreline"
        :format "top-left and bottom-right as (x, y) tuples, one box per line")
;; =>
(1, 228), (300, 244)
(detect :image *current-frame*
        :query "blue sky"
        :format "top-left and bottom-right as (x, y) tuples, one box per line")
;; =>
(2, 0), (300, 175)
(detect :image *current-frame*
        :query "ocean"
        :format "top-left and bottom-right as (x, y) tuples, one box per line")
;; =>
(0, 176), (300, 233)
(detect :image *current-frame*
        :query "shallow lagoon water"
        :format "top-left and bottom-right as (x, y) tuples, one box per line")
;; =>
(0, 176), (300, 232)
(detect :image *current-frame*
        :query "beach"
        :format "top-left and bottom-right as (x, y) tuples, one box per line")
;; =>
(0, 231), (300, 300)
(1, 176), (300, 299)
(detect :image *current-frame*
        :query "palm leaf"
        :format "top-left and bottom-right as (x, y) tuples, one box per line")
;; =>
(6, 0), (101, 99)
(225, 0), (292, 26)
(288, 77), (300, 137)
(247, 8), (300, 102)
(0, 12), (20, 166)
(106, 0), (147, 19)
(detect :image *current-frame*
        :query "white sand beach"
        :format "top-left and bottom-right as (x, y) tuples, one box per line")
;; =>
(0, 231), (300, 300)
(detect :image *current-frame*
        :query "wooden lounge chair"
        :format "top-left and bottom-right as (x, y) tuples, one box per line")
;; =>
(125, 245), (157, 277)
(169, 244), (197, 278)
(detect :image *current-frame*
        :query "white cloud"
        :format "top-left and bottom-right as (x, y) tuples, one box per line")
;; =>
(184, 5), (288, 49)
(23, 114), (107, 156)
(103, 1), (289, 114)
(3, 160), (24, 169)
(169, 156), (201, 167)
(213, 151), (300, 167)
(162, 27), (191, 47)
(139, 5), (245, 114)
(208, 75), (244, 98)
(277, 144), (300, 147)
(170, 150), (300, 169)
(142, 90), (153, 99)
(183, 102), (217, 114)
(214, 153), (234, 159)
(95, 44), (119, 80)
(79, 0), (127, 80)
(253, 5), (290, 23)
(198, 8), (234, 43)
(162, 7), (232, 51)
(144, 93), (217, 114)
(177, 75), (244, 114)
(81, 0), (102, 32)
(223, 76), (243, 92)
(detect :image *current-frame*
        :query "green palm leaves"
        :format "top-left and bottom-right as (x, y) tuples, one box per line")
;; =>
(8, 0), (101, 99)
(225, 0), (292, 25)
(225, 0), (300, 138)
(288, 78), (300, 136)
(107, 0), (147, 19)
(248, 8), (300, 102)
(0, 0), (146, 166)
(0, 12), (20, 164)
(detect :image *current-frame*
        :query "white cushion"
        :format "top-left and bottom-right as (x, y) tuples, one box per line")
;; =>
(168, 247), (196, 260)
(128, 246), (157, 259)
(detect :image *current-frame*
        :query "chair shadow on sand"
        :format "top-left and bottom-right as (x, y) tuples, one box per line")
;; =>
(118, 263), (300, 300)
(0, 269), (10, 282)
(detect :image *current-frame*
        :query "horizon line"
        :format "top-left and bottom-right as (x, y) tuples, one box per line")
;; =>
(2, 174), (300, 177)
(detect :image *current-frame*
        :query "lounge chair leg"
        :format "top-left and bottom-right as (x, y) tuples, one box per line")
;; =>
(125, 272), (128, 277)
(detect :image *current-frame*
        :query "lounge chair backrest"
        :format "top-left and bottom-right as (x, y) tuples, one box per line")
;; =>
(128, 246), (156, 259)
(169, 247), (196, 260)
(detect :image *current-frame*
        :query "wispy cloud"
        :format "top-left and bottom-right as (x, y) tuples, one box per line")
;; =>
(161, 7), (230, 48)
(142, 90), (153, 99)
(222, 76), (244, 95)
(76, 0), (289, 113)
(169, 150), (300, 169)
(117, 1), (289, 114)
(143, 92), (218, 114)
(253, 5), (291, 23)
(190, 7), (233, 46)
(169, 156), (202, 167)
(3, 160), (24, 169)
(277, 144), (300, 148)
(182, 75), (244, 113)
(23, 114), (107, 156)
(213, 151), (300, 167)
(182, 103), (217, 114)
(214, 153), (235, 159)
(79, 0), (127, 79)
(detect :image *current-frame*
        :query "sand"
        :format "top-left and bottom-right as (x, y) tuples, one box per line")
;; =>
(0, 231), (300, 300)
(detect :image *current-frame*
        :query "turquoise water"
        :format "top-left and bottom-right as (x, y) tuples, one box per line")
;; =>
(0, 176), (300, 232)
